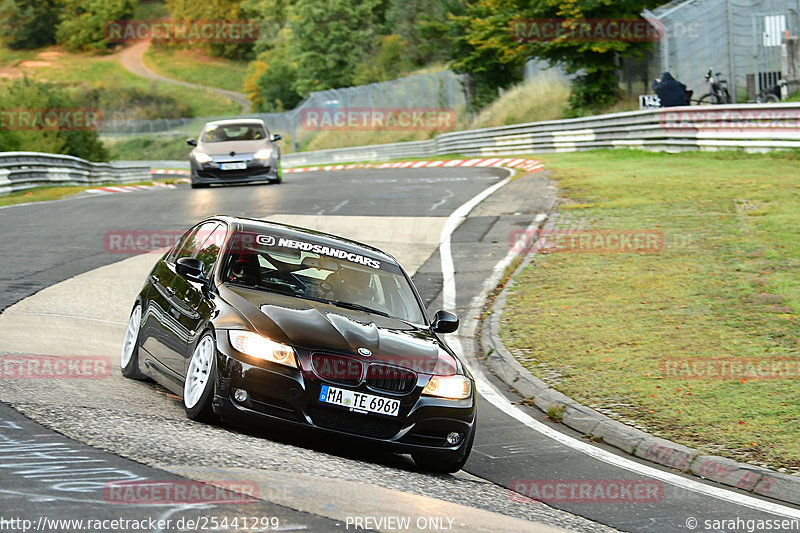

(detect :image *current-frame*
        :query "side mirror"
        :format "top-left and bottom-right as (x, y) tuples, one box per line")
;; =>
(270, 134), (282, 142)
(431, 310), (459, 334)
(186, 138), (197, 146)
(176, 257), (205, 282)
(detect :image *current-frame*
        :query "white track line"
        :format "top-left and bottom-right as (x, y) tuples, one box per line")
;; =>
(439, 172), (800, 519)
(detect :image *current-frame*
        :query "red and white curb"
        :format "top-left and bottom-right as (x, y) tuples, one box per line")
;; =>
(146, 159), (543, 179)
(284, 158), (544, 174)
(151, 169), (190, 176)
(85, 182), (177, 195)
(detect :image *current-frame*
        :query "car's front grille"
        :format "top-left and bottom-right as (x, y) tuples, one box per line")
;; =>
(366, 364), (416, 394)
(307, 406), (401, 439)
(197, 167), (270, 180)
(311, 353), (363, 385)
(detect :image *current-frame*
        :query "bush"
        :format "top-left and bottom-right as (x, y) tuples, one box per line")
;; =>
(55, 0), (136, 53)
(0, 78), (109, 161)
(0, 0), (62, 49)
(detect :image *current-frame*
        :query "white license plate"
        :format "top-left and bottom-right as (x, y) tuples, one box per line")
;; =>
(319, 385), (400, 417)
(220, 162), (247, 170)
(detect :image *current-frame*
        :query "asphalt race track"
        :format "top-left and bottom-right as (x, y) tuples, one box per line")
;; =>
(1, 167), (799, 532)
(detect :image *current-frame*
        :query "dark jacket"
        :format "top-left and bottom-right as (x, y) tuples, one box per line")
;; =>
(652, 72), (689, 107)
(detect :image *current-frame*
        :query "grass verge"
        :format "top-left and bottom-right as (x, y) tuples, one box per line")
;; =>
(500, 150), (800, 472)
(105, 135), (193, 161)
(0, 179), (177, 207)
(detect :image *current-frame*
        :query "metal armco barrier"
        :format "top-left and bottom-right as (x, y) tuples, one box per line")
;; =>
(0, 152), (150, 195)
(283, 104), (800, 167)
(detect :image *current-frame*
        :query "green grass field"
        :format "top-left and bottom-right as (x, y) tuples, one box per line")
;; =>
(0, 47), (240, 118)
(142, 45), (248, 94)
(500, 150), (800, 472)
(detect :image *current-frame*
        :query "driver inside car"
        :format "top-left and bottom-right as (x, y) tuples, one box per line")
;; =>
(228, 254), (261, 285)
(325, 268), (375, 305)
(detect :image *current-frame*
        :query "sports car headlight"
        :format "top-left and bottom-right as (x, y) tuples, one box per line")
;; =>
(254, 148), (273, 160)
(422, 374), (472, 400)
(228, 331), (296, 368)
(194, 151), (212, 164)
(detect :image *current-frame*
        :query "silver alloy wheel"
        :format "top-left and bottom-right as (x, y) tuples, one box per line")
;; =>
(121, 305), (142, 369)
(184, 336), (214, 409)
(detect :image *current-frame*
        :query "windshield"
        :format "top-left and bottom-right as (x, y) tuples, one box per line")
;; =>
(221, 231), (425, 324)
(200, 124), (267, 143)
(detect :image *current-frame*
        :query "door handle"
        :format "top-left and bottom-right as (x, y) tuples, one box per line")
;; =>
(166, 287), (176, 296)
(151, 275), (160, 284)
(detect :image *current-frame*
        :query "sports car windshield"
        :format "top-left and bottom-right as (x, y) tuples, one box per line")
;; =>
(200, 124), (267, 143)
(221, 231), (426, 324)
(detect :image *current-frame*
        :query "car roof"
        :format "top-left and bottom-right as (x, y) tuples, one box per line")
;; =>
(203, 119), (267, 128)
(213, 215), (398, 264)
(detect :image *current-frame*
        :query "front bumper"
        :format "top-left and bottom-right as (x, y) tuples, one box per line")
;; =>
(190, 158), (280, 185)
(211, 336), (476, 456)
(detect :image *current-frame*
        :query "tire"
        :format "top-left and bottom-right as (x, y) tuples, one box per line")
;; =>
(121, 303), (147, 379)
(270, 166), (282, 184)
(183, 333), (218, 422)
(697, 93), (713, 105)
(763, 93), (780, 104)
(412, 424), (476, 474)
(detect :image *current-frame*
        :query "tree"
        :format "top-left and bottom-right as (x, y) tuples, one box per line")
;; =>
(0, 78), (108, 161)
(55, 0), (136, 53)
(243, 0), (296, 55)
(0, 0), (62, 49)
(446, 0), (530, 110)
(165, 0), (256, 59)
(389, 0), (461, 66)
(444, 0), (662, 113)
(518, 0), (663, 113)
(243, 28), (302, 111)
(287, 0), (379, 95)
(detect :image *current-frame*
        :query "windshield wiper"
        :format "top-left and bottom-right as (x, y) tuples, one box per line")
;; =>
(327, 300), (390, 317)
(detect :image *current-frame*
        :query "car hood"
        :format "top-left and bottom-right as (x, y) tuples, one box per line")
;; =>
(197, 140), (269, 155)
(219, 285), (442, 370)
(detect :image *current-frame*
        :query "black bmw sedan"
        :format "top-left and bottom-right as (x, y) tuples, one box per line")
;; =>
(121, 216), (476, 472)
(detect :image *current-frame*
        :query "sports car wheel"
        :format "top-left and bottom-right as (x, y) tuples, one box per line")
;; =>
(184, 333), (218, 422)
(121, 303), (146, 379)
(412, 424), (475, 474)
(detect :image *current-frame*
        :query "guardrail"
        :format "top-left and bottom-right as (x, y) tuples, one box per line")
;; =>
(283, 104), (800, 166)
(0, 152), (151, 195)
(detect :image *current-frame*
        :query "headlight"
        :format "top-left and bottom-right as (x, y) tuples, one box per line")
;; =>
(228, 331), (296, 368)
(194, 151), (212, 164)
(254, 148), (273, 160)
(422, 374), (472, 400)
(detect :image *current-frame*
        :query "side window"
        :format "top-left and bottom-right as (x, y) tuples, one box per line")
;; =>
(174, 222), (219, 263)
(196, 224), (227, 276)
(167, 226), (200, 263)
